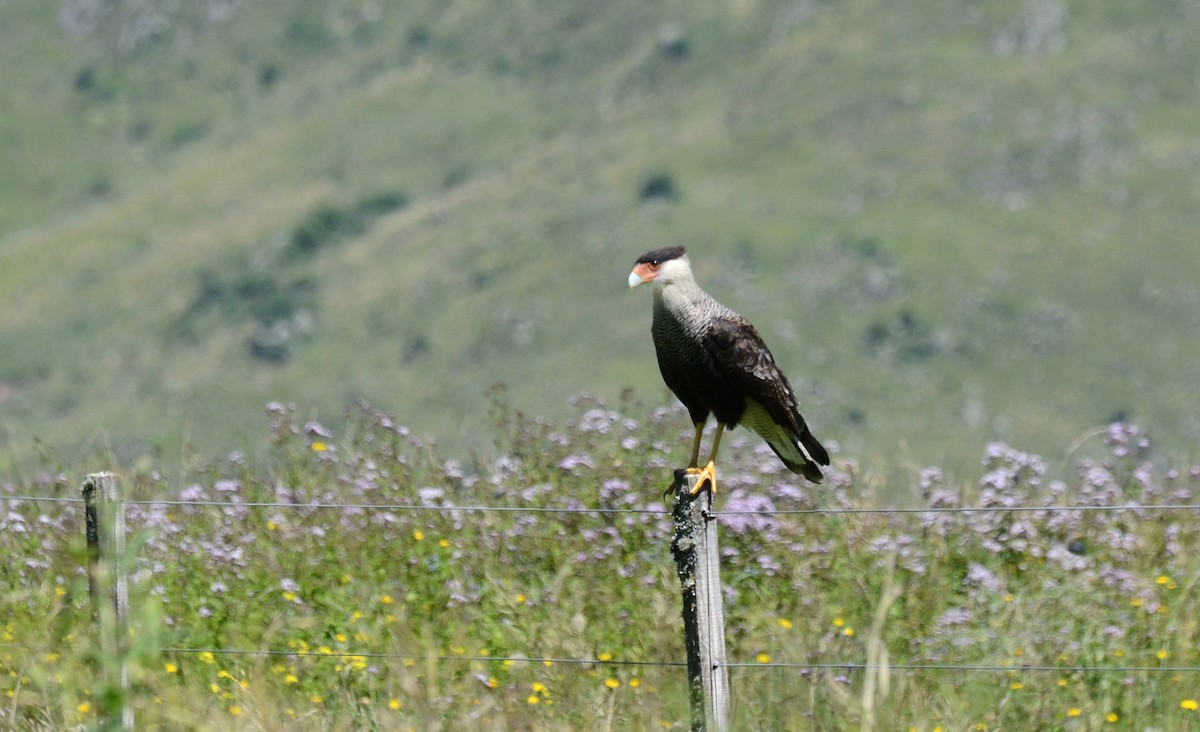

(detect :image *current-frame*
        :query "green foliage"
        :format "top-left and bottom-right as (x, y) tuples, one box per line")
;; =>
(2, 399), (1200, 728)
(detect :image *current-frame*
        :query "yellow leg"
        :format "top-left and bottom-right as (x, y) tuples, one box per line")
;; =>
(687, 422), (705, 468)
(685, 423), (724, 495)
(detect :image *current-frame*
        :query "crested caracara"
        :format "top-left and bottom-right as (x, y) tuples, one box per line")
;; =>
(628, 246), (829, 494)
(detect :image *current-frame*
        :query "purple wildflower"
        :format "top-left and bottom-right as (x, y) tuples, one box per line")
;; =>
(558, 454), (595, 472)
(936, 607), (972, 628)
(716, 490), (778, 537)
(180, 484), (207, 502)
(305, 421), (333, 439)
(965, 563), (1003, 594)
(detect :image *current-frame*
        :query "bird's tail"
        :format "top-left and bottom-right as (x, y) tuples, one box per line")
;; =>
(800, 427), (830, 467)
(766, 430), (828, 484)
(770, 445), (825, 483)
(742, 398), (830, 484)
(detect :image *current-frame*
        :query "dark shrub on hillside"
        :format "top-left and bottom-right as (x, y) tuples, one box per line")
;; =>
(287, 192), (408, 260)
(258, 63), (280, 90)
(639, 174), (679, 203)
(353, 191), (409, 219)
(289, 205), (362, 259)
(657, 24), (690, 60)
(864, 310), (944, 362)
(73, 66), (97, 93)
(170, 267), (316, 345)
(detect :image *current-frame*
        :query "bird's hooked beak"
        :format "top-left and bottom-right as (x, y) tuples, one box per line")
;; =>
(628, 262), (656, 289)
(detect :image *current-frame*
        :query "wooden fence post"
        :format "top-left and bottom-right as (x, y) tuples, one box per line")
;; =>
(81, 472), (133, 731)
(670, 470), (730, 732)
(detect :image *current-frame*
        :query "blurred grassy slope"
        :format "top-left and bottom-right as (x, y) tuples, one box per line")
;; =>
(1, 0), (1198, 472)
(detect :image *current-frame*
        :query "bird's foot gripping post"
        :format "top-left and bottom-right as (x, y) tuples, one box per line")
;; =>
(669, 469), (731, 731)
(685, 461), (717, 496)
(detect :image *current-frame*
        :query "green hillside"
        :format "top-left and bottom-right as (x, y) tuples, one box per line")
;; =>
(2, 0), (1199, 475)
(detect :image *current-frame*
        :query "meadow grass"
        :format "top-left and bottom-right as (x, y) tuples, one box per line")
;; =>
(3, 392), (1200, 729)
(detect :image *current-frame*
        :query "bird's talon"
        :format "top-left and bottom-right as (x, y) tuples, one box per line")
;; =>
(685, 461), (717, 496)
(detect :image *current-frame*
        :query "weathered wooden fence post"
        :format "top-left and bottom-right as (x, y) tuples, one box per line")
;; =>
(81, 472), (133, 731)
(670, 470), (730, 732)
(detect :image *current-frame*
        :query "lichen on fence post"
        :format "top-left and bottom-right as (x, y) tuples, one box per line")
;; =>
(670, 470), (730, 732)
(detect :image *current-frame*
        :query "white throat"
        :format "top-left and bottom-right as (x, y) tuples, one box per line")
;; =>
(652, 257), (706, 316)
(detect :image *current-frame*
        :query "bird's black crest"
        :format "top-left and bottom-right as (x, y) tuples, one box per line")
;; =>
(635, 246), (687, 265)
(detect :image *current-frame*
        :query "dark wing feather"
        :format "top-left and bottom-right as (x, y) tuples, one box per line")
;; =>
(704, 316), (830, 466)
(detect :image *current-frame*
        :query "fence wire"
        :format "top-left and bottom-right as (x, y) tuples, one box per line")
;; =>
(5, 643), (1196, 675)
(8, 493), (1200, 517)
